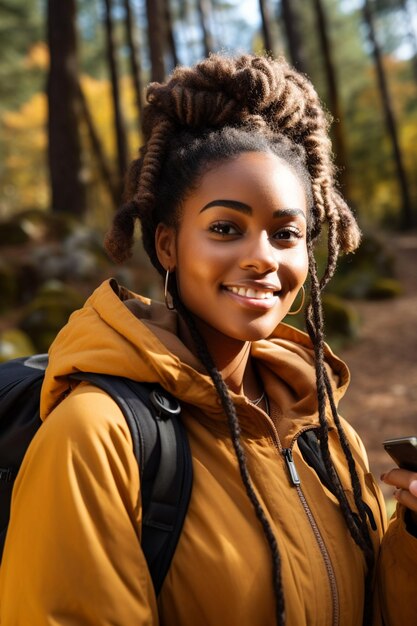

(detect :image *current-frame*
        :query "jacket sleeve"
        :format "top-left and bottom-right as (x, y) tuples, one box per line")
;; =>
(0, 383), (159, 626)
(340, 419), (417, 626)
(375, 504), (417, 626)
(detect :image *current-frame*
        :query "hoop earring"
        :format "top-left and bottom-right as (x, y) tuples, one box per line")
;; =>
(164, 269), (175, 310)
(287, 285), (305, 316)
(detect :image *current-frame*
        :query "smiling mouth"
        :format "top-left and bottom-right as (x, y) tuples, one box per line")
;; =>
(223, 286), (278, 300)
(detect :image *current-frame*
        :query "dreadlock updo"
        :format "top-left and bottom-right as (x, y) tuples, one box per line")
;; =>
(105, 53), (360, 268)
(105, 54), (373, 626)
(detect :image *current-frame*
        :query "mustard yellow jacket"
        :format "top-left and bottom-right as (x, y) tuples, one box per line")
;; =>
(0, 280), (415, 625)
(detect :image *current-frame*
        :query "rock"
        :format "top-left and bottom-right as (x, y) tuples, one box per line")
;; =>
(0, 260), (18, 313)
(322, 294), (360, 340)
(14, 259), (43, 304)
(18, 280), (84, 352)
(318, 233), (398, 300)
(17, 209), (79, 241)
(0, 329), (36, 362)
(0, 220), (30, 246)
(367, 278), (403, 300)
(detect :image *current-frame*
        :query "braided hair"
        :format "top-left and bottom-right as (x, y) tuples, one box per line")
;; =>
(104, 54), (373, 625)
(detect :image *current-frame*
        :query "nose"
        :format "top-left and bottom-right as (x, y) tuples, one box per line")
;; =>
(240, 232), (279, 274)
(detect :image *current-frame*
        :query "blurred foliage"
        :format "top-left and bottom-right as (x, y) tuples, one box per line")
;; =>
(1, 0), (416, 224)
(0, 0), (415, 353)
(0, 0), (44, 112)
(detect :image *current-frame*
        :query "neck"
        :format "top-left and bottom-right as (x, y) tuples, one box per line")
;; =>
(177, 315), (262, 399)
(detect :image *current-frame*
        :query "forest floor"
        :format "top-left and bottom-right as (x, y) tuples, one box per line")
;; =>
(337, 232), (417, 500)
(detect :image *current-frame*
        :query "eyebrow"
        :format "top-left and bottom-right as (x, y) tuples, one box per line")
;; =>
(200, 199), (306, 219)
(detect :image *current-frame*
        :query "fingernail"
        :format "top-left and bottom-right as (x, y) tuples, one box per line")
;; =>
(410, 480), (417, 497)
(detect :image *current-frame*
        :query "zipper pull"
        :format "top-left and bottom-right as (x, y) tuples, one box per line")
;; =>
(283, 448), (301, 486)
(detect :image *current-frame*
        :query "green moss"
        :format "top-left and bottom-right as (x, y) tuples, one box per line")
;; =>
(0, 329), (36, 363)
(0, 220), (30, 246)
(322, 294), (360, 340)
(0, 260), (18, 312)
(18, 280), (84, 352)
(368, 278), (403, 299)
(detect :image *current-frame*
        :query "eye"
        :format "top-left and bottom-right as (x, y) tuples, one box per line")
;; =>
(273, 226), (303, 242)
(209, 221), (241, 237)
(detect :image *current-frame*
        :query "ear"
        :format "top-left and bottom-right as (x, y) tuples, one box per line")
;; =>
(155, 223), (177, 271)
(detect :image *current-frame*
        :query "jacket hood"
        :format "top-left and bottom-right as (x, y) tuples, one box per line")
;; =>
(41, 279), (350, 430)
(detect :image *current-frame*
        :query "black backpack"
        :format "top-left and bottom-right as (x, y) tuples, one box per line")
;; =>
(0, 354), (193, 596)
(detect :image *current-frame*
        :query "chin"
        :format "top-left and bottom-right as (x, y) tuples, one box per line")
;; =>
(224, 322), (278, 342)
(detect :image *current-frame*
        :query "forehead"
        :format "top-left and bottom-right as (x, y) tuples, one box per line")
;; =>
(187, 151), (307, 213)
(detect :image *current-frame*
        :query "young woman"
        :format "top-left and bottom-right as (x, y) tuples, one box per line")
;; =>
(1, 54), (416, 626)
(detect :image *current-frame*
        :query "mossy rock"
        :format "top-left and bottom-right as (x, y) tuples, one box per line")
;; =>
(316, 232), (396, 300)
(322, 294), (360, 339)
(367, 278), (403, 300)
(14, 259), (44, 305)
(19, 280), (84, 352)
(330, 270), (375, 300)
(64, 227), (107, 257)
(0, 329), (36, 363)
(16, 209), (79, 242)
(0, 220), (30, 246)
(337, 233), (395, 278)
(0, 260), (18, 313)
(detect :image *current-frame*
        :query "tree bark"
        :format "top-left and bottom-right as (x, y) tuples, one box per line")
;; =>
(122, 0), (145, 138)
(312, 0), (350, 196)
(103, 0), (129, 193)
(146, 0), (166, 82)
(47, 0), (86, 215)
(258, 0), (275, 54)
(78, 83), (119, 207)
(363, 0), (414, 228)
(164, 0), (179, 69)
(197, 0), (214, 57)
(280, 0), (308, 74)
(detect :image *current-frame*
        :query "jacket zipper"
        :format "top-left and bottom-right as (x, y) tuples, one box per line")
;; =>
(263, 417), (340, 626)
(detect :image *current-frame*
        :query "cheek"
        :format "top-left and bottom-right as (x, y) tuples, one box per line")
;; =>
(175, 235), (218, 299)
(282, 246), (309, 286)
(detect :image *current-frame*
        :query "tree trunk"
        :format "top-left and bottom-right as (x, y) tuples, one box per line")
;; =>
(363, 0), (414, 228)
(258, 0), (275, 54)
(78, 83), (119, 207)
(312, 0), (350, 196)
(164, 0), (179, 69)
(47, 0), (86, 215)
(146, 0), (166, 82)
(197, 0), (214, 57)
(280, 0), (308, 74)
(103, 0), (129, 194)
(122, 0), (144, 138)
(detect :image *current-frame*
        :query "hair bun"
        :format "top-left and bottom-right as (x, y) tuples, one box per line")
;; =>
(145, 54), (295, 130)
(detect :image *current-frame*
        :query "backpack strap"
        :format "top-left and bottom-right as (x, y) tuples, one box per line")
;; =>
(70, 372), (193, 595)
(298, 429), (376, 531)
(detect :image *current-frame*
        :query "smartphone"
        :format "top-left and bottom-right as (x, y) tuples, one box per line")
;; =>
(383, 436), (417, 472)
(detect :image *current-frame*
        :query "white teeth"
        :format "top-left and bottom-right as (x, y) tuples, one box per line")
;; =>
(227, 287), (276, 300)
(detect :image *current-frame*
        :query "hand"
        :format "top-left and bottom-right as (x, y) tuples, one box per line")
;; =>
(381, 468), (417, 524)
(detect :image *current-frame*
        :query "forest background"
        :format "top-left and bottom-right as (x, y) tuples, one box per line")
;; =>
(1, 0), (417, 492)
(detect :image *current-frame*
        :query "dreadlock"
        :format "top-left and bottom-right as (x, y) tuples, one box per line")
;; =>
(104, 53), (372, 625)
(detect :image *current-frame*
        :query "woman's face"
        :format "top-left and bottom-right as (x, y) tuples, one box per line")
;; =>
(156, 151), (309, 342)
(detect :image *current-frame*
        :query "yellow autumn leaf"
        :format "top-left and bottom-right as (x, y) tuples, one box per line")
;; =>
(25, 42), (50, 70)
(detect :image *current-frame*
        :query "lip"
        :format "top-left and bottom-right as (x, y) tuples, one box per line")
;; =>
(221, 282), (280, 310)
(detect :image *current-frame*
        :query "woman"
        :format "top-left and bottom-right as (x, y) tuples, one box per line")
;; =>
(0, 53), (416, 626)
